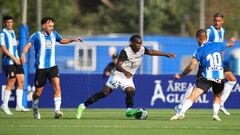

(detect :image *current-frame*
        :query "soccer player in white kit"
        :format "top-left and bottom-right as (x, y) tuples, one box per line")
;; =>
(175, 13), (237, 116)
(21, 17), (82, 119)
(76, 35), (176, 119)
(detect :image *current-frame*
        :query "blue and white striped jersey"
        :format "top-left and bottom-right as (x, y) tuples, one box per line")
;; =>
(29, 30), (62, 69)
(206, 26), (225, 42)
(193, 42), (227, 81)
(0, 28), (18, 66)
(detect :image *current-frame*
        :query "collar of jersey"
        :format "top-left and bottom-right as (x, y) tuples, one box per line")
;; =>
(40, 30), (52, 36)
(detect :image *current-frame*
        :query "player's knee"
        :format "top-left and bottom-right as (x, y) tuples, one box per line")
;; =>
(102, 88), (112, 96)
(125, 90), (135, 97)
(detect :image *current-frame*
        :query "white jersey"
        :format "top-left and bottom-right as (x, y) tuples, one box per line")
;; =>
(112, 46), (145, 77)
(106, 46), (146, 90)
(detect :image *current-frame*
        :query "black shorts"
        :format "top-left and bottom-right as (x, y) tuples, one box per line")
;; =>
(35, 66), (59, 88)
(195, 77), (224, 95)
(3, 65), (24, 79)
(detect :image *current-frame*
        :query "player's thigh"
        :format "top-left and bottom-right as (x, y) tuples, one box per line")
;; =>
(121, 78), (135, 91)
(34, 68), (48, 88)
(188, 87), (205, 102)
(105, 75), (121, 90)
(212, 81), (224, 95)
(102, 86), (113, 95)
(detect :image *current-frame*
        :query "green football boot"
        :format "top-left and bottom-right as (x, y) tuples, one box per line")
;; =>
(126, 108), (143, 117)
(76, 103), (86, 119)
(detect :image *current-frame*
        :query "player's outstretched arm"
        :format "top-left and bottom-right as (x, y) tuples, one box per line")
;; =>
(60, 38), (83, 44)
(175, 58), (197, 79)
(145, 49), (175, 58)
(20, 42), (32, 64)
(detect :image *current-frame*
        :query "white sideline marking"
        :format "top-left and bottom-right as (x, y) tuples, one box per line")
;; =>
(2, 125), (240, 130)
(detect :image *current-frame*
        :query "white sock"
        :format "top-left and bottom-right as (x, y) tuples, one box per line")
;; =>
(2, 89), (11, 107)
(221, 81), (236, 106)
(32, 99), (39, 108)
(213, 103), (220, 115)
(178, 86), (194, 109)
(16, 89), (23, 108)
(180, 99), (193, 114)
(54, 97), (61, 111)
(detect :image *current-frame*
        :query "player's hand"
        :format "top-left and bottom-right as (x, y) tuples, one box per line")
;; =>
(13, 57), (21, 65)
(230, 37), (236, 43)
(20, 55), (26, 64)
(124, 71), (133, 78)
(168, 53), (176, 59)
(174, 74), (181, 79)
(72, 38), (83, 43)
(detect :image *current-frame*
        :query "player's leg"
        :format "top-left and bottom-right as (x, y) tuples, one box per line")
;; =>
(175, 86), (194, 114)
(51, 76), (63, 118)
(170, 78), (209, 120)
(124, 87), (142, 117)
(212, 81), (224, 121)
(76, 86), (113, 119)
(32, 68), (47, 119)
(49, 66), (63, 118)
(1, 65), (16, 115)
(220, 69), (237, 115)
(15, 65), (29, 112)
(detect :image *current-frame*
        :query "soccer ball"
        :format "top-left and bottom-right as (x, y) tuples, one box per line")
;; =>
(135, 108), (148, 120)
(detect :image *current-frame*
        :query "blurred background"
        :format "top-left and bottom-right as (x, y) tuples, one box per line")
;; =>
(1, 0), (240, 108)
(1, 0), (240, 75)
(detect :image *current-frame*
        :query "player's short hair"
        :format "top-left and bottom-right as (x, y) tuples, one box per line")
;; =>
(130, 35), (142, 42)
(41, 17), (56, 25)
(214, 12), (224, 18)
(196, 29), (207, 39)
(3, 16), (13, 22)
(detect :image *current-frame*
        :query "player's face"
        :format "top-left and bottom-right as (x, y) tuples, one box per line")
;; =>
(42, 20), (54, 35)
(4, 19), (14, 30)
(214, 17), (224, 30)
(131, 38), (142, 53)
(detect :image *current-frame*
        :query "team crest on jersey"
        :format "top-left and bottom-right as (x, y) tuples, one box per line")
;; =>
(45, 39), (52, 49)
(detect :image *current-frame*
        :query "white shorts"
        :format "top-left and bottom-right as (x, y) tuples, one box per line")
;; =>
(105, 74), (135, 91)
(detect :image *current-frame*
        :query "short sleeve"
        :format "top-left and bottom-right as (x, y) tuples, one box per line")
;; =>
(206, 28), (212, 41)
(192, 50), (200, 62)
(118, 50), (127, 62)
(29, 33), (37, 45)
(144, 47), (149, 54)
(54, 31), (63, 42)
(0, 32), (6, 46)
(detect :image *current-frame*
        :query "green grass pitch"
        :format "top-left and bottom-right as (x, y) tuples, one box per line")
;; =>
(0, 109), (240, 135)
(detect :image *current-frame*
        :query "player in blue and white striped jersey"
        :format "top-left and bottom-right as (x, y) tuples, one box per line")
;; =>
(206, 13), (237, 115)
(170, 29), (236, 121)
(0, 16), (29, 115)
(21, 17), (82, 119)
(175, 13), (237, 116)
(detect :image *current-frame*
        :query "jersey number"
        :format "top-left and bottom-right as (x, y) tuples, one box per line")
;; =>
(206, 52), (222, 66)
